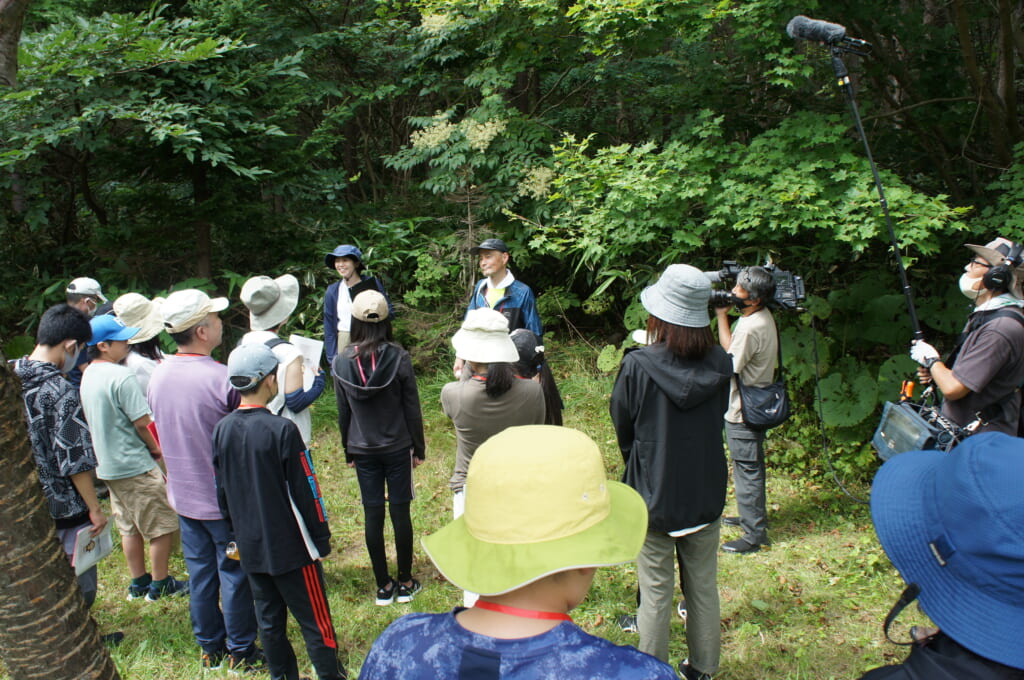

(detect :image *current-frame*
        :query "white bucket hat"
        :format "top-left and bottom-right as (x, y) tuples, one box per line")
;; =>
(240, 274), (299, 331)
(640, 264), (711, 328)
(113, 293), (166, 344)
(451, 308), (518, 363)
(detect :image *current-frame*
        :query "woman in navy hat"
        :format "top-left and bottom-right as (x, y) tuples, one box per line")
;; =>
(322, 244), (392, 365)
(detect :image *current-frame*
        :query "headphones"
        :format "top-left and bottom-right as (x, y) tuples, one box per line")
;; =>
(982, 241), (1024, 292)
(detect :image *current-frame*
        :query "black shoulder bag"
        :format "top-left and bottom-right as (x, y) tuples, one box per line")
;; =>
(734, 328), (789, 431)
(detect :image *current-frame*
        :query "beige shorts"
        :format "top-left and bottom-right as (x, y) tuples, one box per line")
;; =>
(106, 467), (179, 540)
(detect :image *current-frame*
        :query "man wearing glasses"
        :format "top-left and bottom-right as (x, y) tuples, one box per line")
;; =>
(910, 237), (1024, 435)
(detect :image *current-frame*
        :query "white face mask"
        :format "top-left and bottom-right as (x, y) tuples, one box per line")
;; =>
(959, 272), (982, 300)
(61, 343), (80, 373)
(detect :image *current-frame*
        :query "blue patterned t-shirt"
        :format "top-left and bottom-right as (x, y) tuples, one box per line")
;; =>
(358, 609), (677, 679)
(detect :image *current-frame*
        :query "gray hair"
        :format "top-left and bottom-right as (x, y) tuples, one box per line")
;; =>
(737, 266), (776, 305)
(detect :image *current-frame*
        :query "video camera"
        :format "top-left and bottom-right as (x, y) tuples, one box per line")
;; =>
(703, 260), (806, 311)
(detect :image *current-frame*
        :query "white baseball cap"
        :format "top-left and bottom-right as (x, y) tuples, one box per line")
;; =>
(162, 289), (229, 333)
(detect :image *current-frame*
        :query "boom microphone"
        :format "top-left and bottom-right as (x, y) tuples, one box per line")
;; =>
(786, 15), (848, 45)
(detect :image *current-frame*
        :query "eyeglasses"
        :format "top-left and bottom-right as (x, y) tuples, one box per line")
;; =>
(969, 259), (992, 269)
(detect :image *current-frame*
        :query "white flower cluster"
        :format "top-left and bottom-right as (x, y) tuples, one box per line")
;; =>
(411, 117), (456, 151)
(461, 118), (507, 152)
(517, 166), (555, 200)
(420, 13), (452, 36)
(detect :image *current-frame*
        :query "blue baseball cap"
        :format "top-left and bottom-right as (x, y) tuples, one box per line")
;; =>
(871, 432), (1024, 669)
(88, 315), (140, 346)
(324, 244), (364, 268)
(227, 343), (279, 391)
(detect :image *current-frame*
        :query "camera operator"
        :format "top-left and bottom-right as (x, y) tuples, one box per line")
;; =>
(714, 266), (777, 554)
(911, 238), (1024, 435)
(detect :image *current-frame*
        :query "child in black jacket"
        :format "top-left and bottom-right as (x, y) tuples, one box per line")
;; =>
(213, 343), (346, 680)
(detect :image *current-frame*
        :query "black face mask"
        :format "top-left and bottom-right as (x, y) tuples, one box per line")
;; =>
(733, 296), (756, 312)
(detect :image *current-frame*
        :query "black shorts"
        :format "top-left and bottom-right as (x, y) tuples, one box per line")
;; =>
(352, 449), (415, 507)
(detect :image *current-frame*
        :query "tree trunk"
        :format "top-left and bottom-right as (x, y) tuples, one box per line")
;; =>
(0, 0), (32, 87)
(192, 163), (212, 280)
(0, 360), (120, 680)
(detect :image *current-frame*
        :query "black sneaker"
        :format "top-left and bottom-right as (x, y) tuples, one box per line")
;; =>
(616, 613), (638, 633)
(146, 575), (190, 601)
(102, 631), (125, 647)
(721, 516), (741, 527)
(228, 648), (267, 674)
(202, 649), (226, 671)
(396, 579), (421, 603)
(721, 537), (761, 554)
(679, 659), (714, 680)
(375, 579), (397, 606)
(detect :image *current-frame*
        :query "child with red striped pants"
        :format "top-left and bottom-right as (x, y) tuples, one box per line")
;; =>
(213, 343), (347, 680)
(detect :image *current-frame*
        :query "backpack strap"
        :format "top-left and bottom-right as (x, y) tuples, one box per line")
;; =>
(264, 337), (289, 350)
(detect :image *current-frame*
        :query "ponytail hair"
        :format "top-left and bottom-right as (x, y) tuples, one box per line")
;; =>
(510, 329), (563, 425)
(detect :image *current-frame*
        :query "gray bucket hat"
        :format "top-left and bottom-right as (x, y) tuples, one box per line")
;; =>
(640, 264), (711, 328)
(241, 274), (299, 331)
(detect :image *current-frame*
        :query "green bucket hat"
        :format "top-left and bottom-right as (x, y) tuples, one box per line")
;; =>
(422, 425), (648, 596)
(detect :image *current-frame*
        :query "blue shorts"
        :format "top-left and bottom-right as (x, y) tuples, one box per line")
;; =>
(352, 449), (415, 507)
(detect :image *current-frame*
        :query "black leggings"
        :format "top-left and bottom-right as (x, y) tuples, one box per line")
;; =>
(364, 502), (413, 588)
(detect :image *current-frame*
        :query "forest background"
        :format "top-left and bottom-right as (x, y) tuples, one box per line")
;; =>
(2, 0), (1024, 476)
(1, 1), (1023, 678)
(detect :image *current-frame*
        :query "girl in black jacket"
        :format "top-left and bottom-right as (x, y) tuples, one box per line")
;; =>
(610, 264), (732, 680)
(332, 290), (425, 606)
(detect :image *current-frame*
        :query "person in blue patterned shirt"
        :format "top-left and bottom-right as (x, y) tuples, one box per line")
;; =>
(358, 425), (677, 680)
(15, 304), (106, 606)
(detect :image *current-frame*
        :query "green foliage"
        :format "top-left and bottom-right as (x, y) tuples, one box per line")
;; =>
(3, 0), (1022, 478)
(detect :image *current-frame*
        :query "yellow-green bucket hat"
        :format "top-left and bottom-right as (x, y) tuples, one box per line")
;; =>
(422, 425), (648, 596)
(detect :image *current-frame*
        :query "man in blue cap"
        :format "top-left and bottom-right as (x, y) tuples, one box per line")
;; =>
(861, 431), (1024, 678)
(453, 238), (543, 378)
(323, 244), (392, 365)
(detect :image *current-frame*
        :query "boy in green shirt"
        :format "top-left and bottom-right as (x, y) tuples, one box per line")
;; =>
(80, 315), (188, 601)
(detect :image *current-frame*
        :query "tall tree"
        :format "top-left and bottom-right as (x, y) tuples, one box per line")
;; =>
(0, 0), (31, 86)
(0, 359), (120, 680)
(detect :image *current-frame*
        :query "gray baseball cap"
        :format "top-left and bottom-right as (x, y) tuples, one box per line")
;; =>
(227, 343), (279, 391)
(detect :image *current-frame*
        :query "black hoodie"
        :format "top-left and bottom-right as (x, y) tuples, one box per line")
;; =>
(610, 343), (732, 532)
(332, 342), (425, 462)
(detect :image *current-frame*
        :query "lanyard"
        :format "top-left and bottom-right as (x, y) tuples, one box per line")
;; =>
(472, 601), (572, 622)
(354, 347), (376, 386)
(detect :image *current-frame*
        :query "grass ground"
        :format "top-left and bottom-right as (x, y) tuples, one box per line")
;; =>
(8, 344), (929, 679)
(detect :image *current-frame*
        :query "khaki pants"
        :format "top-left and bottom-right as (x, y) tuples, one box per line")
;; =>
(637, 521), (721, 674)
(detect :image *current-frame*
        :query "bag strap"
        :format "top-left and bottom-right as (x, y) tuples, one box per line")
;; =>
(734, 322), (784, 386)
(264, 337), (289, 350)
(946, 307), (1024, 368)
(951, 308), (1024, 424)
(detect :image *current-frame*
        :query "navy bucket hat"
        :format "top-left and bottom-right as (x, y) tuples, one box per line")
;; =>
(870, 432), (1024, 669)
(324, 244), (364, 269)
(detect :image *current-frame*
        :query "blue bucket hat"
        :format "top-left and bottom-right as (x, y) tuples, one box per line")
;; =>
(324, 244), (364, 269)
(870, 432), (1024, 669)
(640, 264), (711, 328)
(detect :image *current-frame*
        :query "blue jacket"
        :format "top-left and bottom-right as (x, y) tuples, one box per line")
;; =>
(323, 276), (393, 365)
(466, 278), (543, 339)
